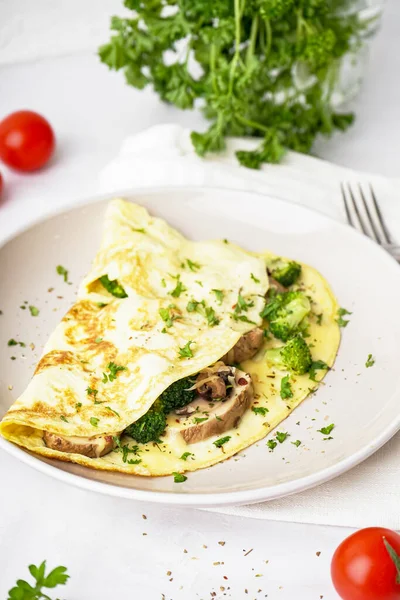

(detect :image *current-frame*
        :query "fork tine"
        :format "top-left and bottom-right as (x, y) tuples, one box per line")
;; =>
(347, 183), (368, 235)
(369, 184), (392, 244)
(341, 183), (354, 226)
(357, 184), (380, 243)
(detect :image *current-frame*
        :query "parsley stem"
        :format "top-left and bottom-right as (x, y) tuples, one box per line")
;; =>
(246, 15), (259, 67)
(210, 43), (218, 94)
(264, 17), (272, 59)
(236, 114), (269, 135)
(229, 0), (242, 96)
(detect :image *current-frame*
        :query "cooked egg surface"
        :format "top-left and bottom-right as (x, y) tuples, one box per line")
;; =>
(1, 242), (340, 476)
(0, 199), (268, 449)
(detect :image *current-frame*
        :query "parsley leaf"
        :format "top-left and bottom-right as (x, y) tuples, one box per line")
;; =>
(94, 337), (103, 343)
(86, 387), (98, 398)
(178, 340), (194, 359)
(212, 289), (224, 304)
(318, 423), (335, 436)
(90, 417), (99, 427)
(291, 440), (301, 447)
(250, 273), (260, 284)
(170, 275), (187, 298)
(180, 451), (194, 461)
(8, 339), (26, 347)
(8, 561), (69, 600)
(159, 304), (180, 328)
(251, 406), (269, 416)
(186, 258), (201, 271)
(267, 439), (277, 450)
(186, 299), (220, 327)
(309, 360), (329, 382)
(173, 472), (187, 483)
(280, 375), (293, 400)
(213, 435), (231, 448)
(106, 406), (120, 418)
(29, 305), (39, 317)
(56, 265), (69, 283)
(365, 354), (375, 368)
(336, 307), (352, 328)
(276, 431), (289, 443)
(104, 362), (127, 382)
(60, 415), (68, 423)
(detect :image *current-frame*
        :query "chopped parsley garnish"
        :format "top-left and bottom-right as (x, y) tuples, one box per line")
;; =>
(180, 452), (194, 461)
(231, 314), (257, 325)
(280, 375), (293, 400)
(316, 313), (323, 325)
(94, 337), (103, 343)
(90, 417), (99, 427)
(29, 305), (39, 317)
(97, 302), (107, 308)
(75, 402), (82, 410)
(195, 280), (203, 287)
(173, 472), (187, 483)
(193, 416), (208, 424)
(99, 275), (127, 298)
(291, 440), (302, 447)
(234, 292), (254, 315)
(106, 406), (120, 417)
(178, 340), (194, 359)
(60, 415), (68, 423)
(56, 265), (70, 283)
(103, 362), (127, 382)
(186, 258), (201, 271)
(170, 275), (187, 298)
(318, 423), (335, 436)
(159, 304), (180, 328)
(114, 438), (141, 463)
(336, 307), (352, 328)
(309, 360), (329, 382)
(250, 273), (260, 284)
(251, 406), (269, 416)
(215, 415), (223, 421)
(161, 278), (166, 288)
(267, 439), (277, 450)
(132, 227), (146, 233)
(213, 436), (231, 448)
(186, 299), (219, 327)
(86, 387), (98, 398)
(276, 431), (289, 443)
(8, 339), (26, 347)
(365, 354), (375, 368)
(212, 289), (224, 304)
(223, 239), (229, 244)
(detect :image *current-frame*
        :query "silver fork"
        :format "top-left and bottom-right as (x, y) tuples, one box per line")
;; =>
(341, 182), (400, 261)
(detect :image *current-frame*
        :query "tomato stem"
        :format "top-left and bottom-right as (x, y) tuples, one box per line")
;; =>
(383, 538), (400, 585)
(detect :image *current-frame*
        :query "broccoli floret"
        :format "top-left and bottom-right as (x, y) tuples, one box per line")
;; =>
(124, 377), (196, 444)
(269, 261), (301, 288)
(261, 291), (310, 342)
(266, 335), (312, 375)
(99, 275), (127, 298)
(159, 376), (196, 413)
(125, 400), (166, 444)
(259, 0), (295, 20)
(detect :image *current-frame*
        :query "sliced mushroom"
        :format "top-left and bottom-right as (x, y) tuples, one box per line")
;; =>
(43, 431), (117, 458)
(179, 368), (253, 445)
(195, 363), (233, 399)
(222, 328), (264, 364)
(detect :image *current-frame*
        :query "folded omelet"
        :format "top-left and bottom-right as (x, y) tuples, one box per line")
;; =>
(0, 199), (340, 477)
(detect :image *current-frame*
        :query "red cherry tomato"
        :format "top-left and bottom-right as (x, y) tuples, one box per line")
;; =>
(0, 110), (55, 171)
(331, 527), (400, 600)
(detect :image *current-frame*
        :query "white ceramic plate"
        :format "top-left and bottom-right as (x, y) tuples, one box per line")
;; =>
(1, 186), (400, 507)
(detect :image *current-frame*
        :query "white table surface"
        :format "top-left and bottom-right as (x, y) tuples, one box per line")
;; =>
(1, 2), (399, 597)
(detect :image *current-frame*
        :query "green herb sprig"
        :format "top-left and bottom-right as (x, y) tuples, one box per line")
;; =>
(100, 1), (364, 169)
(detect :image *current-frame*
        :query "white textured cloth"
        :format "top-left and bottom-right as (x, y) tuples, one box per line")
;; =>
(99, 123), (400, 528)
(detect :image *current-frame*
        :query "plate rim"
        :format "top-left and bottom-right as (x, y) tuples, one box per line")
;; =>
(1, 184), (400, 507)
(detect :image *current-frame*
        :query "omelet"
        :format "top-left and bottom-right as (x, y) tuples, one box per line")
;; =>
(0, 199), (340, 477)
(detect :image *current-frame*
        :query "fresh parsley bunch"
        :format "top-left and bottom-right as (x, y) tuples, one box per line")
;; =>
(8, 561), (69, 600)
(99, 0), (365, 168)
